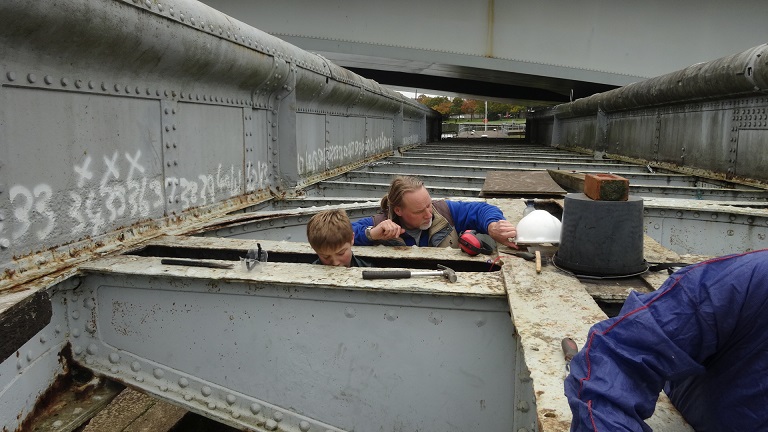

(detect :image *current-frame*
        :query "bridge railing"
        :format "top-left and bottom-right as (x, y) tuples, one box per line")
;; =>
(527, 43), (768, 188)
(0, 0), (439, 290)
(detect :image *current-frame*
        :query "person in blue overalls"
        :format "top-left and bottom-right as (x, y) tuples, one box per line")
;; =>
(565, 249), (768, 431)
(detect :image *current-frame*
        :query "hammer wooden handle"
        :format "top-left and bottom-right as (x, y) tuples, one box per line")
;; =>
(362, 270), (412, 280)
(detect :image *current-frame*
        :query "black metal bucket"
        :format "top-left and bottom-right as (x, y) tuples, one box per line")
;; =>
(553, 193), (647, 277)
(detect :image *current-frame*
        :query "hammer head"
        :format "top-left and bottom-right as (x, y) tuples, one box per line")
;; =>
(436, 264), (458, 283)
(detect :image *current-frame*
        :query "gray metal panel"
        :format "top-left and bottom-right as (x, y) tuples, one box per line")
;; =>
(327, 115), (367, 169)
(366, 117), (395, 155)
(644, 207), (768, 255)
(559, 117), (596, 149)
(403, 119), (424, 145)
(658, 106), (731, 171)
(171, 103), (246, 209)
(735, 109), (768, 181)
(609, 112), (659, 160)
(297, 113), (328, 175)
(0, 86), (164, 261)
(71, 273), (519, 432)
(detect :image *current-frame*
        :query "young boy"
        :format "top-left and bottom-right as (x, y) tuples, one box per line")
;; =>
(306, 209), (371, 267)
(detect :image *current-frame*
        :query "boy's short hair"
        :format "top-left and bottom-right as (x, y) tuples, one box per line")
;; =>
(306, 209), (354, 251)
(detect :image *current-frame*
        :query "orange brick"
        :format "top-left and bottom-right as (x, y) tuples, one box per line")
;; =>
(584, 173), (629, 201)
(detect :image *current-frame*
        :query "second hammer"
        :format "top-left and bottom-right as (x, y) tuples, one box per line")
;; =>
(362, 264), (457, 283)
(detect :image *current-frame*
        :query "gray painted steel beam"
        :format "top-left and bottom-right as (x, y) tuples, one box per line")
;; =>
(59, 261), (523, 432)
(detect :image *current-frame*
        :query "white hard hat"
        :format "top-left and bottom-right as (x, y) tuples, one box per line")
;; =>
(515, 209), (562, 244)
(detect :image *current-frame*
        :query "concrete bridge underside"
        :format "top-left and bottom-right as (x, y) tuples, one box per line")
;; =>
(202, 0), (768, 104)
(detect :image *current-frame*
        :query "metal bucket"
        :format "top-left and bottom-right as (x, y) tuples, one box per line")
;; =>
(553, 193), (647, 277)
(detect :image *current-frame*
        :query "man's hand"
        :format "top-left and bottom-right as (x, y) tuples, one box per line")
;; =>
(487, 220), (519, 249)
(370, 220), (405, 241)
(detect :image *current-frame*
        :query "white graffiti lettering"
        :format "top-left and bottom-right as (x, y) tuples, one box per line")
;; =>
(5, 151), (269, 249)
(9, 184), (56, 241)
(125, 150), (145, 179)
(74, 156), (93, 188)
(298, 131), (393, 173)
(100, 151), (120, 187)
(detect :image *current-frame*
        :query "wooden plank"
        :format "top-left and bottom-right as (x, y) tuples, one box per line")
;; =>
(0, 291), (51, 362)
(82, 388), (186, 432)
(547, 169), (586, 193)
(479, 170), (567, 197)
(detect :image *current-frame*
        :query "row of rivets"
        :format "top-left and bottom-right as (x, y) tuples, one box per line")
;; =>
(649, 209), (768, 225)
(5, 70), (250, 107)
(97, 350), (339, 430)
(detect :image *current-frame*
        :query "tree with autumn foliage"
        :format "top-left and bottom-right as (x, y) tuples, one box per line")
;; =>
(461, 100), (478, 120)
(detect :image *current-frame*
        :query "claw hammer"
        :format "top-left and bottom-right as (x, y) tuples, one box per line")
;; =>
(362, 264), (458, 283)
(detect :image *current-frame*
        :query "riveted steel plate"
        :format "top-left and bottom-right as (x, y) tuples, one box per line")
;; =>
(172, 103), (246, 209)
(0, 87), (164, 261)
(297, 113), (328, 175)
(326, 116), (367, 170)
(737, 128), (768, 181)
(70, 269), (519, 432)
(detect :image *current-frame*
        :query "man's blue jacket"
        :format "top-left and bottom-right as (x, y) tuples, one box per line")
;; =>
(565, 249), (768, 431)
(352, 200), (505, 246)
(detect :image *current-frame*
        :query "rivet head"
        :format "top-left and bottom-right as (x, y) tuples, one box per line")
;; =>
(131, 361), (141, 372)
(299, 421), (311, 431)
(265, 420), (278, 431)
(109, 353), (120, 363)
(178, 377), (189, 388)
(6, 71), (16, 81)
(86, 344), (98, 355)
(226, 394), (236, 405)
(273, 411), (284, 422)
(250, 403), (262, 414)
(27, 73), (37, 83)
(201, 386), (212, 397)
